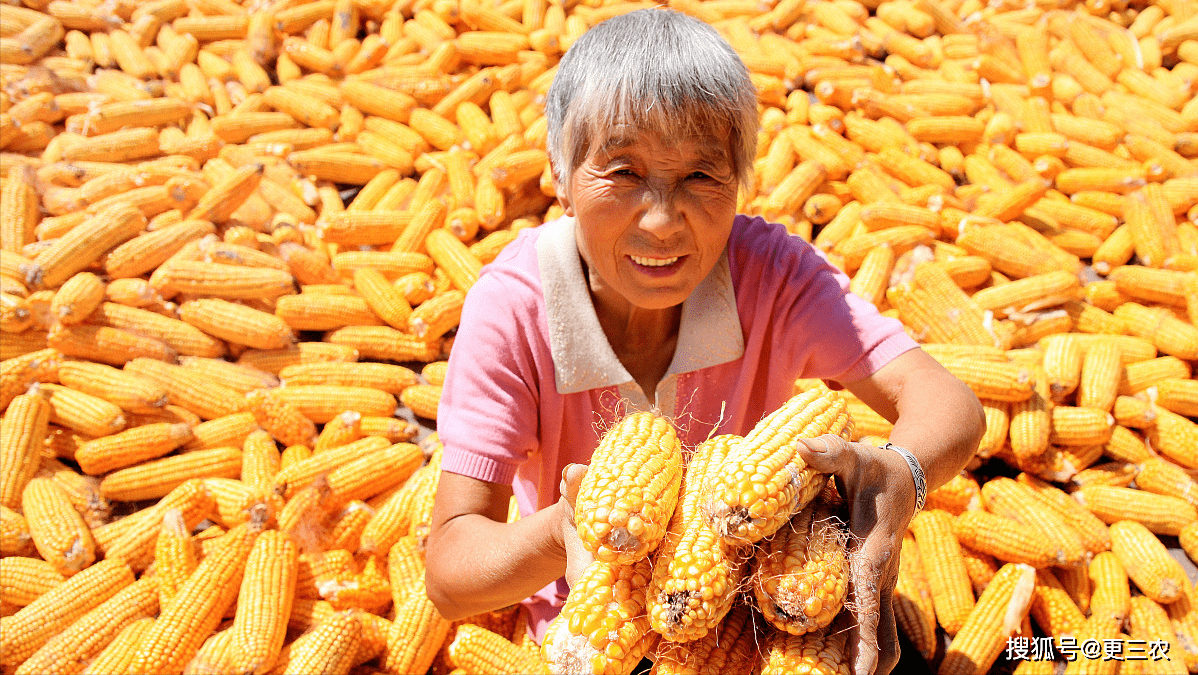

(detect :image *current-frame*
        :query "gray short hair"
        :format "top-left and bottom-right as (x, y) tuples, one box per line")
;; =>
(545, 9), (758, 189)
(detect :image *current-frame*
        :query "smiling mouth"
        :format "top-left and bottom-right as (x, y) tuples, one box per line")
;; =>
(629, 255), (680, 267)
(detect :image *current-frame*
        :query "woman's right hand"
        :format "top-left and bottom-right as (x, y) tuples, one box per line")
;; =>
(559, 463), (594, 588)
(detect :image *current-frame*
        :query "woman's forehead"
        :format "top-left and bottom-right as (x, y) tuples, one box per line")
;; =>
(589, 126), (730, 161)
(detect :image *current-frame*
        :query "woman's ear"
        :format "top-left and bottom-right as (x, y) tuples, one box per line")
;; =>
(550, 162), (574, 217)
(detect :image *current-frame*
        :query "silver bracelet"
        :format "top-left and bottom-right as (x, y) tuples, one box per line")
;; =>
(880, 442), (927, 516)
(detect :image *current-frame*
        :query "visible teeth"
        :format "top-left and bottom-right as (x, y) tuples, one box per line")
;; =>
(631, 255), (679, 267)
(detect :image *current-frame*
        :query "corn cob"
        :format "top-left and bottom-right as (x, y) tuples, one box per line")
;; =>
(910, 509), (975, 636)
(179, 298), (294, 350)
(38, 383), (127, 438)
(79, 617), (154, 675)
(647, 434), (745, 642)
(1087, 550), (1130, 625)
(323, 442), (422, 509)
(754, 499), (849, 636)
(242, 388), (318, 448)
(0, 557), (65, 608)
(74, 422), (192, 475)
(759, 616), (851, 675)
(31, 203), (146, 289)
(100, 446), (243, 502)
(446, 623), (546, 675)
(22, 477), (96, 575)
(129, 510), (264, 675)
(0, 393), (50, 509)
(938, 563), (1037, 675)
(221, 530), (298, 675)
(953, 510), (1059, 568)
(1073, 485), (1197, 536)
(573, 412), (682, 565)
(1128, 595), (1184, 673)
(92, 302), (225, 358)
(894, 531), (937, 662)
(706, 390), (850, 546)
(980, 477), (1086, 567)
(153, 508), (196, 609)
(267, 384), (396, 423)
(1109, 519), (1188, 604)
(1147, 406), (1198, 469)
(0, 558), (135, 668)
(542, 556), (657, 675)
(1013, 473), (1110, 556)
(56, 361), (169, 413)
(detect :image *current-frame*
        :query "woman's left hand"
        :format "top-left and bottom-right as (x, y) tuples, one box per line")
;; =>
(795, 434), (919, 675)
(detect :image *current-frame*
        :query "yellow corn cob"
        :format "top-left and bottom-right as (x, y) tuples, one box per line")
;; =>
(129, 510), (263, 675)
(100, 446), (243, 502)
(92, 479), (213, 571)
(759, 616), (851, 675)
(49, 272), (104, 325)
(202, 476), (281, 529)
(1073, 485), (1197, 536)
(332, 251), (434, 280)
(32, 203), (146, 289)
(22, 477), (96, 575)
(1128, 595), (1183, 673)
(152, 260), (295, 301)
(937, 358), (1033, 402)
(323, 442), (422, 509)
(186, 412), (258, 451)
(1049, 406), (1115, 446)
(1109, 519), (1188, 604)
(388, 364), (439, 406)
(74, 423), (192, 475)
(406, 290), (462, 342)
(267, 385), (396, 424)
(647, 434), (744, 642)
(1028, 566), (1086, 640)
(0, 557), (64, 612)
(1076, 341), (1122, 412)
(273, 436), (390, 498)
(910, 509), (975, 636)
(1012, 473), (1110, 556)
(242, 388), (319, 448)
(1, 166), (39, 253)
(938, 563), (1036, 675)
(754, 499), (849, 636)
(178, 357), (279, 394)
(707, 389), (851, 546)
(1134, 458), (1196, 510)
(153, 508), (196, 609)
(48, 323), (177, 366)
(39, 383), (127, 438)
(1087, 550), (1130, 625)
(980, 477), (1086, 567)
(1165, 585), (1198, 672)
(542, 556), (656, 675)
(886, 262), (997, 346)
(0, 393), (51, 510)
(79, 617), (154, 675)
(0, 506), (34, 557)
(92, 303), (226, 358)
(124, 358), (241, 421)
(446, 623), (546, 675)
(953, 510), (1059, 568)
(0, 558), (134, 668)
(573, 412), (682, 565)
(274, 294), (382, 331)
(275, 364), (416, 399)
(14, 574), (157, 675)
(924, 472), (982, 515)
(1147, 407), (1198, 469)
(179, 298), (295, 350)
(314, 411), (362, 453)
(1112, 399), (1157, 431)
(1114, 301), (1198, 361)
(57, 360), (168, 414)
(1154, 378), (1198, 418)
(221, 530), (298, 675)
(894, 532), (937, 662)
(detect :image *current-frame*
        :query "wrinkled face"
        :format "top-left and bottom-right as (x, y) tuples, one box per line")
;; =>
(558, 127), (738, 312)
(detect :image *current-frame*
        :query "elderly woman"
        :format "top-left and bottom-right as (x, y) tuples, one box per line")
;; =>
(425, 8), (984, 675)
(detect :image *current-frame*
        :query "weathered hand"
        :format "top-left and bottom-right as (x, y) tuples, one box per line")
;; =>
(558, 463), (594, 589)
(795, 435), (918, 675)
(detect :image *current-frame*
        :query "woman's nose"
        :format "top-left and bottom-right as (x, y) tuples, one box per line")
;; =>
(638, 186), (685, 241)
